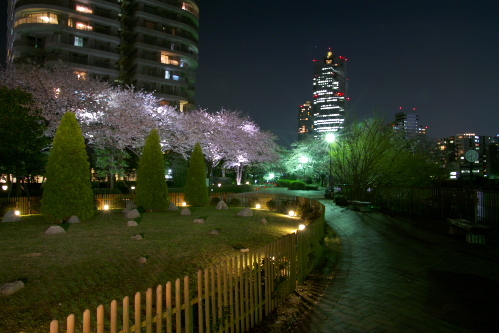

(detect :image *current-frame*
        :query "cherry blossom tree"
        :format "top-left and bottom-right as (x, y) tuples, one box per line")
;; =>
(1, 63), (281, 187)
(219, 113), (279, 185)
(168, 109), (280, 185)
(0, 63), (179, 187)
(0, 62), (110, 135)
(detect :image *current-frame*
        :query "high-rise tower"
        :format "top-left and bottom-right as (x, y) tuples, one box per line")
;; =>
(312, 48), (347, 135)
(393, 108), (427, 137)
(6, 0), (199, 111)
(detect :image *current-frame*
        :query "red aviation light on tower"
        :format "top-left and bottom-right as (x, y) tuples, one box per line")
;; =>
(413, 107), (417, 111)
(399, 106), (403, 109)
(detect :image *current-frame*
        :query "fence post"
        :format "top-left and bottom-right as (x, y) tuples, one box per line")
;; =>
(123, 296), (130, 333)
(134, 292), (141, 333)
(97, 304), (104, 333)
(67, 314), (75, 333)
(184, 276), (192, 333)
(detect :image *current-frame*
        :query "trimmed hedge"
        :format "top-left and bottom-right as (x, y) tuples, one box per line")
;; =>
(169, 185), (252, 194)
(92, 188), (122, 194)
(289, 181), (306, 190)
(276, 179), (291, 188)
(211, 184), (252, 193)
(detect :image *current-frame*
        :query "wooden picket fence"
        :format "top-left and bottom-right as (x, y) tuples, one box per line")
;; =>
(14, 194), (325, 333)
(0, 193), (251, 215)
(0, 184), (273, 216)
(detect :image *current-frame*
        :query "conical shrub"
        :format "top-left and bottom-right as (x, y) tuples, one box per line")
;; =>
(41, 112), (94, 221)
(135, 129), (169, 211)
(184, 142), (209, 206)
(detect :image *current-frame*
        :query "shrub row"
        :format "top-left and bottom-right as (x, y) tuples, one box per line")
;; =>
(276, 179), (307, 190)
(170, 185), (252, 194)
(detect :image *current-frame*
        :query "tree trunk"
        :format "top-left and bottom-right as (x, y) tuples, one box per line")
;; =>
(15, 164), (22, 197)
(236, 165), (244, 185)
(207, 160), (214, 186)
(108, 173), (115, 189)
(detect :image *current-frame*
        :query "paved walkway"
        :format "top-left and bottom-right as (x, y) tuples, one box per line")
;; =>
(257, 188), (499, 332)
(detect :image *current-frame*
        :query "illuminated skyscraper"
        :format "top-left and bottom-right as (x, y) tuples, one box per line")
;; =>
(312, 48), (348, 135)
(6, 0), (199, 110)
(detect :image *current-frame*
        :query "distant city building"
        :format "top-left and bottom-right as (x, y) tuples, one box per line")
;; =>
(392, 108), (427, 136)
(6, 0), (199, 111)
(298, 101), (313, 141)
(486, 136), (499, 179)
(311, 48), (348, 136)
(437, 133), (497, 180)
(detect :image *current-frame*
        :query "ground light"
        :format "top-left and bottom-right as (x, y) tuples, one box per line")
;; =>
(15, 210), (20, 216)
(255, 204), (261, 209)
(299, 224), (306, 230)
(1, 185), (7, 191)
(182, 202), (187, 206)
(288, 211), (296, 217)
(103, 205), (109, 210)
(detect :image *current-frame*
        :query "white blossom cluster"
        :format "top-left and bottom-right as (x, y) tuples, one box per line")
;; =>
(0, 63), (279, 183)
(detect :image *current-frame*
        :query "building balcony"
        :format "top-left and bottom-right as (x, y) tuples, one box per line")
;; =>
(131, 72), (188, 86)
(44, 37), (119, 57)
(136, 7), (199, 32)
(44, 52), (119, 72)
(15, 0), (120, 11)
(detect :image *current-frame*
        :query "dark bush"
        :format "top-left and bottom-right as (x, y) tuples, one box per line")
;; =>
(290, 181), (306, 190)
(276, 179), (291, 188)
(167, 187), (185, 193)
(334, 194), (348, 206)
(211, 184), (252, 193)
(305, 185), (319, 190)
(0, 201), (16, 217)
(266, 199), (277, 211)
(280, 200), (297, 214)
(228, 198), (241, 207)
(115, 181), (135, 194)
(92, 188), (123, 194)
(210, 196), (222, 206)
(296, 202), (321, 221)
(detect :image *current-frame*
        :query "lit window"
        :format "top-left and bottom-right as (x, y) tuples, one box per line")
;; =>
(164, 70), (170, 79)
(75, 22), (92, 30)
(76, 5), (93, 14)
(75, 71), (87, 80)
(14, 12), (58, 27)
(182, 2), (199, 18)
(74, 36), (84, 47)
(161, 53), (169, 64)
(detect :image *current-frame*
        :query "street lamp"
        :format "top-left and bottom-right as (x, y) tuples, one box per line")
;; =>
(325, 133), (336, 198)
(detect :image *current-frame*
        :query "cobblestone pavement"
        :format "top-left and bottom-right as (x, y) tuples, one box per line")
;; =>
(257, 188), (499, 332)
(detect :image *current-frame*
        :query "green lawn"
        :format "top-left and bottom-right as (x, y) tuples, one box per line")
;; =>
(0, 207), (300, 333)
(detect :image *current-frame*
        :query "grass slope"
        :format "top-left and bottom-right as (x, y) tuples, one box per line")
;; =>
(0, 207), (301, 333)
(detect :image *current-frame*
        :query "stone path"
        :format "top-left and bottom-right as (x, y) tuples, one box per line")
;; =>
(295, 200), (499, 333)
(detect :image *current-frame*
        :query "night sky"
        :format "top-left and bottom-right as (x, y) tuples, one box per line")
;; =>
(2, 0), (498, 147)
(195, 0), (499, 146)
